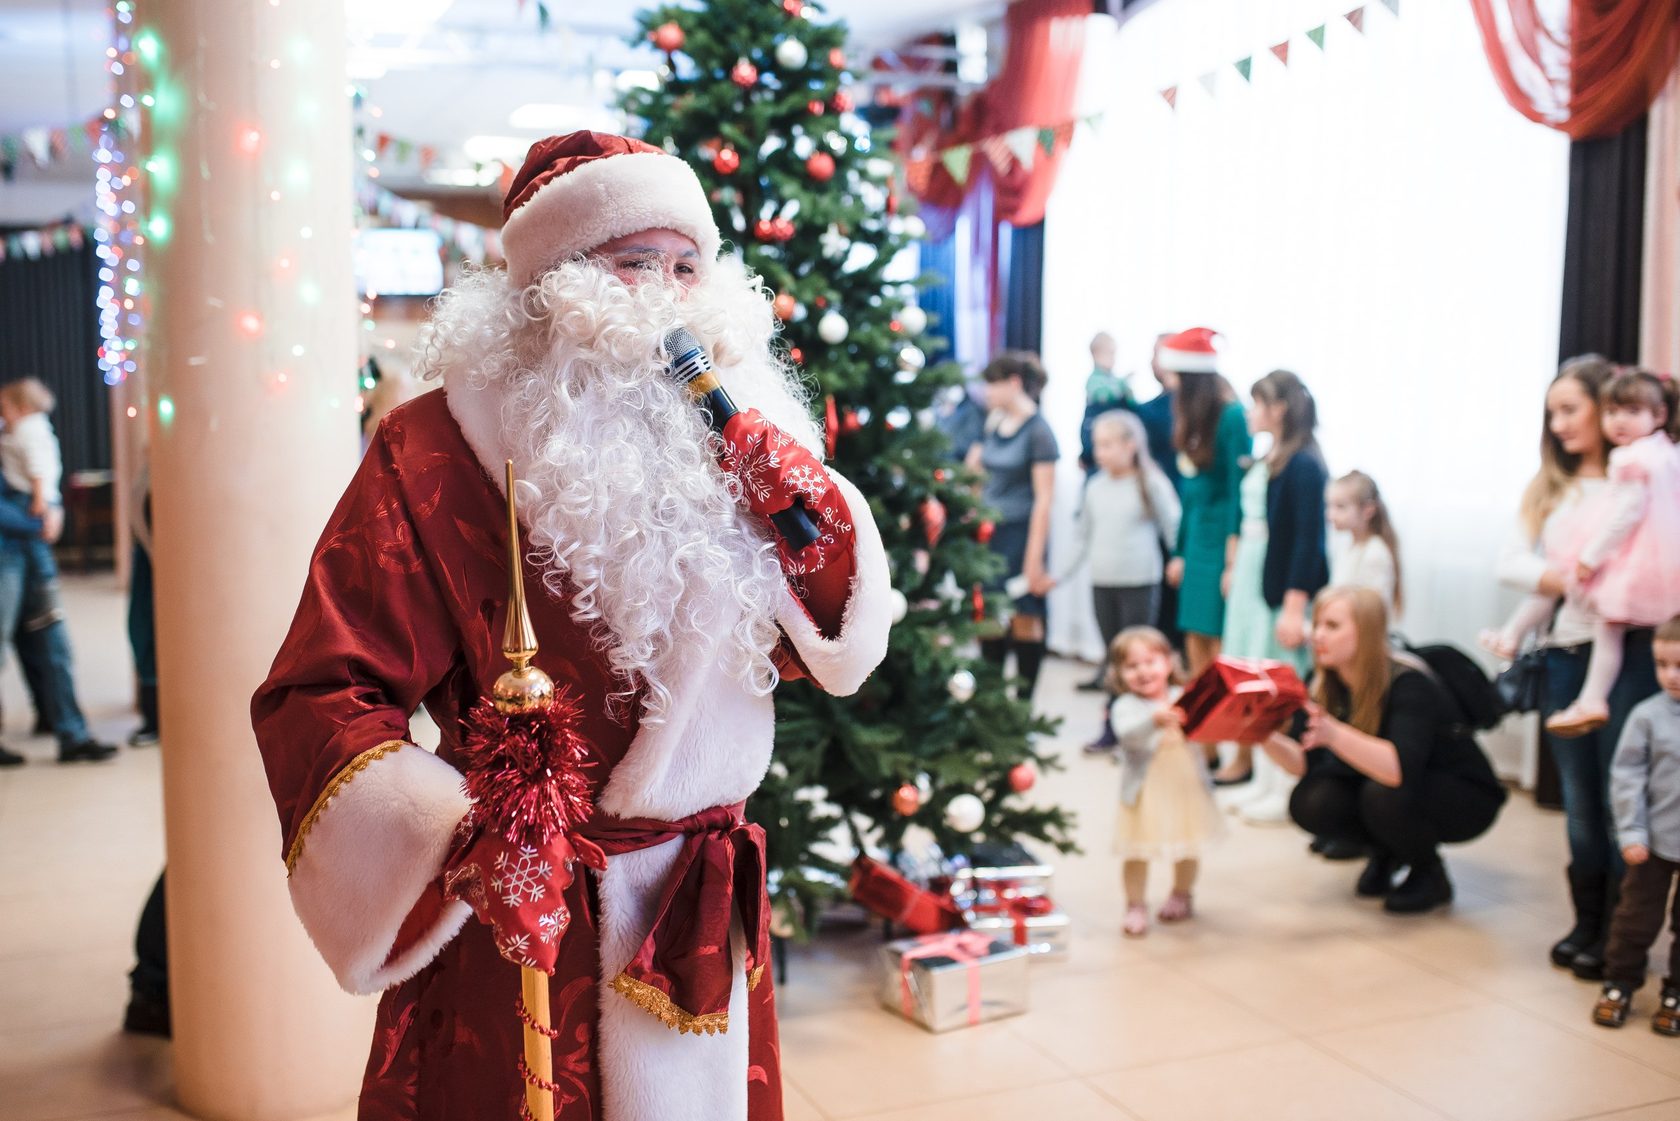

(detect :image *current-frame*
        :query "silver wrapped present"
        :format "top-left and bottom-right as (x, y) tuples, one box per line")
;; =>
(879, 931), (1030, 1032)
(951, 841), (1054, 902)
(964, 904), (1071, 960)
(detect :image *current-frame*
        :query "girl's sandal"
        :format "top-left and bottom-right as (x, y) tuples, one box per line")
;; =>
(1157, 891), (1194, 923)
(1122, 905), (1149, 937)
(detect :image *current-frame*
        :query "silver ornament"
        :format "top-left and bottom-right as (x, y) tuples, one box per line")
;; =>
(944, 793), (985, 833)
(775, 38), (809, 70)
(817, 310), (849, 344)
(947, 669), (976, 702)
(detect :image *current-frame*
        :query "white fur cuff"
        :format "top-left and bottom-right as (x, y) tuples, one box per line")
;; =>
(775, 470), (891, 696)
(287, 743), (473, 995)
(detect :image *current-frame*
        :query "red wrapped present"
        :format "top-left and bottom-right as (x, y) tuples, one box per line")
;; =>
(1178, 655), (1308, 743)
(849, 856), (967, 934)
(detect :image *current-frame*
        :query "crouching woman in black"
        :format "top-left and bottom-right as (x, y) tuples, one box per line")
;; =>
(1261, 586), (1507, 913)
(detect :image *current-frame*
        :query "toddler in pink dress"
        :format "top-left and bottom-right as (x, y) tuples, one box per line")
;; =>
(1543, 370), (1680, 736)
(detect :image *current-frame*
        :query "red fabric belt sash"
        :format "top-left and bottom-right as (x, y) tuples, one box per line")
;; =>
(582, 803), (771, 1035)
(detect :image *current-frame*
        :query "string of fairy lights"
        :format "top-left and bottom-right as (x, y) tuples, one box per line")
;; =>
(93, 1), (148, 390)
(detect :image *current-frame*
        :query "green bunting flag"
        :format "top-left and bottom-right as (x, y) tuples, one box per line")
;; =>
(1037, 127), (1056, 154)
(1307, 24), (1327, 49)
(940, 145), (972, 185)
(1235, 56), (1252, 82)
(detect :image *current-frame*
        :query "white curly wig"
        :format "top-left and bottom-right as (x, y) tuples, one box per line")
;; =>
(418, 254), (822, 724)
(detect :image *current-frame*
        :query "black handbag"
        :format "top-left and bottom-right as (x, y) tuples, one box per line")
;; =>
(1494, 648), (1547, 714)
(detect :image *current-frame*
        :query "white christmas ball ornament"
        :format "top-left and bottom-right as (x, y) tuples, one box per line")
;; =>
(902, 214), (927, 239)
(897, 345), (926, 373)
(947, 668), (976, 702)
(897, 305), (927, 335)
(817, 311), (850, 344)
(775, 38), (809, 69)
(889, 589), (908, 623)
(945, 793), (986, 834)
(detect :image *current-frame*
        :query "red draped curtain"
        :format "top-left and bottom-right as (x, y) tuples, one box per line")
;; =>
(897, 0), (1089, 227)
(1469, 0), (1680, 140)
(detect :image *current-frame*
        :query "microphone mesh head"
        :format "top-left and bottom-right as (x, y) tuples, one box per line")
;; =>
(662, 327), (710, 386)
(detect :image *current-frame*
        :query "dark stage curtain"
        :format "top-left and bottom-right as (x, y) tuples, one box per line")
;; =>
(1002, 220), (1044, 356)
(0, 240), (110, 476)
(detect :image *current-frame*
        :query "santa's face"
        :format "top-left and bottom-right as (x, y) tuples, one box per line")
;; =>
(588, 229), (702, 291)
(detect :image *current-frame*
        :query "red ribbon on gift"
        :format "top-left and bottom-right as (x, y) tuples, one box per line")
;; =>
(966, 879), (1055, 946)
(898, 930), (996, 1026)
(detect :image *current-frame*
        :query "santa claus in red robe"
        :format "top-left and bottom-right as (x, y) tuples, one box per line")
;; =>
(251, 131), (891, 1121)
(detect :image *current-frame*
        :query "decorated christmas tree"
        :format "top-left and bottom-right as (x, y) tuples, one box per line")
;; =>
(622, 0), (1075, 933)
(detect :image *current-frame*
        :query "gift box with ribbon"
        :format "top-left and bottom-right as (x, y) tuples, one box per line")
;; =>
(1177, 655), (1308, 744)
(964, 894), (1071, 960)
(849, 855), (966, 935)
(879, 930), (1030, 1032)
(948, 840), (1054, 903)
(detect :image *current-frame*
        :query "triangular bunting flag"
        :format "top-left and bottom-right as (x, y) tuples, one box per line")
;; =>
(940, 145), (972, 185)
(1160, 86), (1178, 109)
(1053, 120), (1076, 147)
(395, 139), (412, 163)
(1271, 41), (1290, 66)
(419, 145), (437, 169)
(978, 136), (1012, 175)
(1199, 71), (1218, 96)
(1380, 0), (1398, 13)
(905, 157), (933, 193)
(1345, 6), (1365, 32)
(1003, 127), (1039, 170)
(1307, 24), (1327, 49)
(375, 132), (393, 157)
(1037, 127), (1056, 154)
(1235, 56), (1252, 82)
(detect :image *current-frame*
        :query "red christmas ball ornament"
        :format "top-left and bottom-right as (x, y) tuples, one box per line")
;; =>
(976, 519), (995, 544)
(841, 408), (863, 434)
(890, 319), (904, 333)
(772, 216), (795, 241)
(805, 151), (835, 182)
(713, 147), (740, 175)
(752, 218), (777, 242)
(887, 187), (900, 216)
(831, 89), (854, 113)
(731, 59), (759, 88)
(1008, 762), (1037, 793)
(781, 0), (803, 14)
(649, 21), (685, 53)
(790, 346), (804, 364)
(972, 582), (986, 623)
(773, 293), (798, 320)
(921, 495), (947, 547)
(807, 99), (825, 116)
(829, 48), (847, 69)
(891, 782), (921, 817)
(814, 295), (828, 308)
(934, 468), (948, 482)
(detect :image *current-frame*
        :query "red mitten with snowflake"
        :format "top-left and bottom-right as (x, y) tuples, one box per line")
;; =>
(442, 820), (605, 974)
(720, 408), (854, 576)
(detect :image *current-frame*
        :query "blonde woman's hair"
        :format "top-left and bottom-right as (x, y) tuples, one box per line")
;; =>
(1103, 625), (1184, 695)
(0, 378), (54, 416)
(1329, 470), (1404, 617)
(1519, 355), (1617, 539)
(1309, 586), (1394, 734)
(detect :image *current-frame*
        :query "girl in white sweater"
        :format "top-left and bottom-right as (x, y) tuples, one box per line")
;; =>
(1326, 471), (1402, 620)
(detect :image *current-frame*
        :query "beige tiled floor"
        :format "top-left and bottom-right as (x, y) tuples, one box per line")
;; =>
(2, 576), (1678, 1121)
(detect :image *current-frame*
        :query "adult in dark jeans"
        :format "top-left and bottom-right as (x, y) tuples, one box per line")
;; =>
(0, 491), (117, 765)
(1496, 356), (1661, 977)
(1261, 586), (1507, 913)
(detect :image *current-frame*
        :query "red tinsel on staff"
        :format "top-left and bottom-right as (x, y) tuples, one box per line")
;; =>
(460, 690), (599, 852)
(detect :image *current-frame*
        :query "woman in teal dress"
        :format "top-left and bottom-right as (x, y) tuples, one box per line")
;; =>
(1165, 355), (1250, 685)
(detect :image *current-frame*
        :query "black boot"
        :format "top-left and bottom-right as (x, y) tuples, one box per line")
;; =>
(1384, 855), (1454, 914)
(129, 683), (160, 748)
(1356, 849), (1399, 898)
(1552, 866), (1607, 969)
(1571, 873), (1621, 980)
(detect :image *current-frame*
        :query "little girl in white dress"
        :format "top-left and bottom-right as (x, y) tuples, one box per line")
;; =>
(1108, 626), (1224, 936)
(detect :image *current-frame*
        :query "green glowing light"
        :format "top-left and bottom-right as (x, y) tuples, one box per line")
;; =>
(158, 396), (175, 424)
(143, 154), (174, 188)
(145, 214), (171, 242)
(140, 93), (154, 107)
(362, 377), (376, 390)
(135, 30), (160, 65)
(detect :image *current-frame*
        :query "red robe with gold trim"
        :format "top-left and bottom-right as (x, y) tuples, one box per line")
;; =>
(252, 386), (890, 1121)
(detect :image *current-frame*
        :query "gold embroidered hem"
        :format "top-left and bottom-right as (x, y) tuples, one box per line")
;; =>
(284, 739), (410, 875)
(747, 963), (765, 992)
(609, 972), (731, 1035)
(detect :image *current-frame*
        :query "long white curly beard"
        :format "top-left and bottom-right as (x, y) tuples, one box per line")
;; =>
(420, 255), (823, 724)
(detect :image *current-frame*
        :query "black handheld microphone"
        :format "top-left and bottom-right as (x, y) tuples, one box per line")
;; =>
(662, 327), (821, 550)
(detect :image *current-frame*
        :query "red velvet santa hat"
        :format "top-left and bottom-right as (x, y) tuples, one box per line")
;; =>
(1157, 326), (1222, 374)
(500, 131), (722, 287)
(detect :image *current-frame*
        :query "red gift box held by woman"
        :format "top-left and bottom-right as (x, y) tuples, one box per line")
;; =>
(1177, 655), (1309, 743)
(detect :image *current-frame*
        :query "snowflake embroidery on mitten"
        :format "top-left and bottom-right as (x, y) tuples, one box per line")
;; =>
(492, 846), (553, 908)
(536, 906), (570, 944)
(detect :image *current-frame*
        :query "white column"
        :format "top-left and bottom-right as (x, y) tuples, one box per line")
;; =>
(142, 0), (373, 1117)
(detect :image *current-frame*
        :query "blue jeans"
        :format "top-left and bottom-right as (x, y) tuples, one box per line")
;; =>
(0, 543), (89, 746)
(1543, 630), (1659, 878)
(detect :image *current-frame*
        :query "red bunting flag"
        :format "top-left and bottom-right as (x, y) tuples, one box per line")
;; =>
(905, 157), (933, 194)
(1270, 41), (1290, 67)
(1160, 85), (1178, 109)
(1052, 120), (1076, 147)
(1345, 6), (1366, 32)
(978, 136), (1012, 175)
(375, 132), (393, 157)
(419, 145), (437, 169)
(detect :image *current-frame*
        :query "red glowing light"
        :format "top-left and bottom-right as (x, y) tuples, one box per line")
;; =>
(237, 312), (263, 336)
(237, 127), (263, 155)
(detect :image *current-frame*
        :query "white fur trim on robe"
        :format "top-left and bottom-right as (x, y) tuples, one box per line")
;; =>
(287, 744), (473, 995)
(595, 839), (750, 1121)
